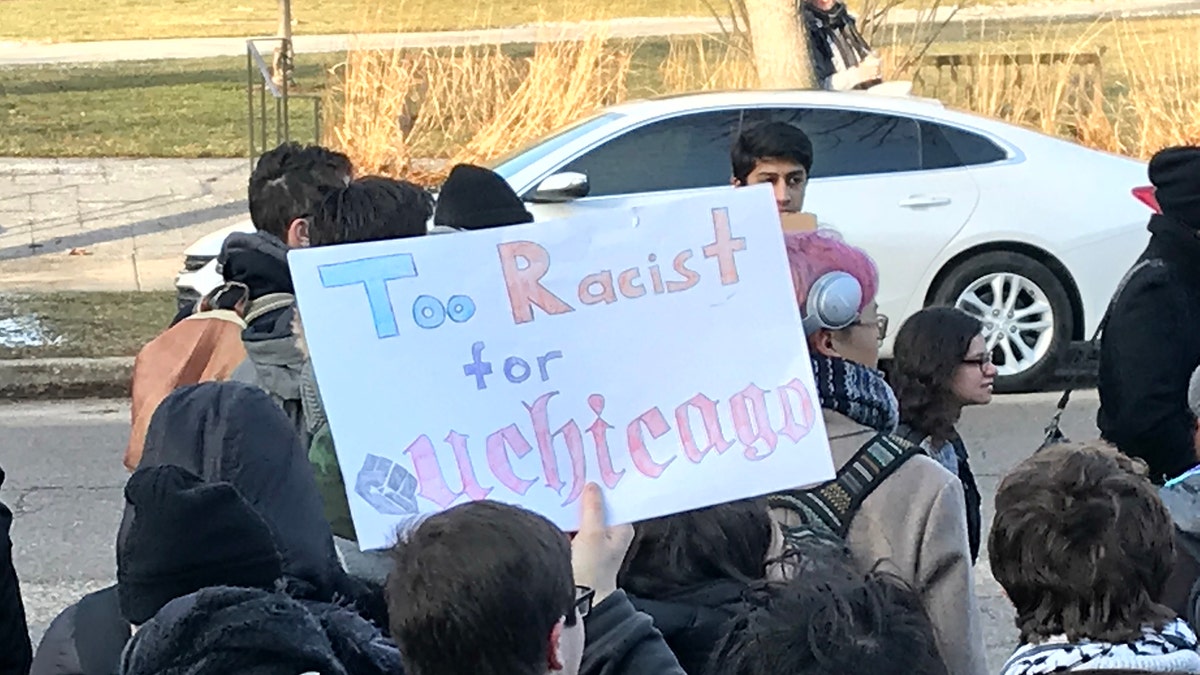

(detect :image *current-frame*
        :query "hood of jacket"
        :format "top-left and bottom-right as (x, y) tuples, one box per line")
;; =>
(218, 231), (293, 300)
(120, 381), (342, 600)
(119, 586), (402, 675)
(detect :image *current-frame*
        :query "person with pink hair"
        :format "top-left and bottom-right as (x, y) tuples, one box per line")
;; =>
(767, 230), (988, 675)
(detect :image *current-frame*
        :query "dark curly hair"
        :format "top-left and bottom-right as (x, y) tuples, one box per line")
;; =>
(890, 306), (983, 445)
(989, 442), (1176, 644)
(706, 563), (948, 675)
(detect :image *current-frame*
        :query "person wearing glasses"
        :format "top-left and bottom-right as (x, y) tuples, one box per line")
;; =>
(889, 307), (996, 565)
(386, 483), (686, 675)
(768, 230), (987, 675)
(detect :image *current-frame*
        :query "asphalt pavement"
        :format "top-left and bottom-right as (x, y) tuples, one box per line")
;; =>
(0, 388), (1107, 669)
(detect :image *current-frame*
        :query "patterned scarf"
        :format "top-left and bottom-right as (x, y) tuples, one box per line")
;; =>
(1000, 619), (1200, 674)
(810, 353), (899, 432)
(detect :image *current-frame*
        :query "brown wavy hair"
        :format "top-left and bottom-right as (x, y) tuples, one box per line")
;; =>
(890, 306), (983, 445)
(989, 443), (1175, 643)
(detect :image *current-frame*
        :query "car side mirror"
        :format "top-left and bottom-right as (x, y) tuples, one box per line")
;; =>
(528, 172), (590, 203)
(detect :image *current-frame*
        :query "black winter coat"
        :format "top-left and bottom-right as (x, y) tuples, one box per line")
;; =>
(581, 591), (688, 675)
(30, 587), (127, 675)
(1098, 214), (1200, 482)
(1, 467), (32, 675)
(629, 580), (746, 674)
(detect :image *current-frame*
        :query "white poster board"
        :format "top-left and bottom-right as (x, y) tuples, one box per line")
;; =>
(289, 185), (834, 551)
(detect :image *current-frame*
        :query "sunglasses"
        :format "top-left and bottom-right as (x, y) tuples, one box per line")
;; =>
(563, 585), (596, 627)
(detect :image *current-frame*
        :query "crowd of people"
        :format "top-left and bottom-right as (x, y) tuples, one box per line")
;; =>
(0, 124), (1198, 675)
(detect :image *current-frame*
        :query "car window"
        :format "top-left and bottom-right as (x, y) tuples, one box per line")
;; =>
(761, 108), (921, 178)
(490, 112), (625, 181)
(559, 110), (750, 197)
(920, 121), (1008, 169)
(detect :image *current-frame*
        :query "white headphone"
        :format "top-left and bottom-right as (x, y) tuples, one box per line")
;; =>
(801, 271), (863, 336)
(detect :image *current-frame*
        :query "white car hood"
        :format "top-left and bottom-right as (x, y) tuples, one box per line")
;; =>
(184, 220), (257, 258)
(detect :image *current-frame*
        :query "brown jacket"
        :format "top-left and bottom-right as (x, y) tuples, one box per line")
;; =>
(124, 310), (248, 470)
(771, 409), (987, 675)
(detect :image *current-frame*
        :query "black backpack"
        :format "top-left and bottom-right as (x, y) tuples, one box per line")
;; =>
(768, 432), (920, 549)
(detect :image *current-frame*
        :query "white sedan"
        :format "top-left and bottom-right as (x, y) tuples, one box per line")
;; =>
(177, 90), (1155, 390)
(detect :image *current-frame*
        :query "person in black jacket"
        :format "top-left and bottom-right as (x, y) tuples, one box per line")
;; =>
(387, 483), (686, 675)
(889, 306), (992, 563)
(619, 499), (773, 674)
(1098, 146), (1200, 483)
(1, 467), (32, 675)
(31, 465), (286, 675)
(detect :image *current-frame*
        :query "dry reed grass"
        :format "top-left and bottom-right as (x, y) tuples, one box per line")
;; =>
(326, 15), (1198, 185)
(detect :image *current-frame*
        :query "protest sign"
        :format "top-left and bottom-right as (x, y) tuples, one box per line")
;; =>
(289, 184), (835, 551)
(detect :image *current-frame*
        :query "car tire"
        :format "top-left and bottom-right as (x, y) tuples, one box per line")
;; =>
(930, 251), (1074, 393)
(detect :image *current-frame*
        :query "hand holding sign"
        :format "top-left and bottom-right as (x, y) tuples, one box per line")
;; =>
(289, 184), (834, 551)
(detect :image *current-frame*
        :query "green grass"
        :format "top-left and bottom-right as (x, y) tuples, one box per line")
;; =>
(0, 292), (176, 359)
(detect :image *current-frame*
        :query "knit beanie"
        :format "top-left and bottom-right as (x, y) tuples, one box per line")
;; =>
(1149, 146), (1200, 229)
(117, 465), (284, 625)
(434, 164), (534, 231)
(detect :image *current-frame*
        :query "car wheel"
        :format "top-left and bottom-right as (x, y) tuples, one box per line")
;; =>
(930, 251), (1073, 393)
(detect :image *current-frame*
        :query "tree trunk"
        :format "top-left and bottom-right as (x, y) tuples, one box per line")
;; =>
(743, 0), (815, 89)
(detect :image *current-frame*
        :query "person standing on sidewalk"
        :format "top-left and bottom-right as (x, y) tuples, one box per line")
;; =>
(1098, 146), (1200, 483)
(800, 0), (883, 91)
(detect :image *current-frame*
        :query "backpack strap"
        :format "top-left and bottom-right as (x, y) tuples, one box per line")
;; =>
(244, 292), (296, 325)
(769, 432), (921, 539)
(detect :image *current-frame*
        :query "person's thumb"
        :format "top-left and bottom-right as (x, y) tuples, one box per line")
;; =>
(579, 482), (606, 536)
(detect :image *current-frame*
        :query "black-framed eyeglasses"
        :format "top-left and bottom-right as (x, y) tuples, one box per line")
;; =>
(962, 352), (993, 372)
(855, 314), (889, 342)
(563, 585), (595, 627)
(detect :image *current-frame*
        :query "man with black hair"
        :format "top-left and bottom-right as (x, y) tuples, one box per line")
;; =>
(706, 558), (948, 675)
(193, 143), (354, 449)
(1, 467), (32, 675)
(307, 176), (433, 247)
(731, 122), (814, 216)
(387, 484), (686, 675)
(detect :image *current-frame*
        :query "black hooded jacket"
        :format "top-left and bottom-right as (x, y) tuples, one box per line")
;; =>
(31, 383), (383, 675)
(125, 381), (342, 595)
(1, 468), (32, 675)
(119, 586), (402, 675)
(1098, 214), (1200, 481)
(628, 580), (746, 674)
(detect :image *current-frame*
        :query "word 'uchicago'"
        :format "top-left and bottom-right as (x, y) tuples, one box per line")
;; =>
(400, 377), (818, 510)
(499, 207), (747, 324)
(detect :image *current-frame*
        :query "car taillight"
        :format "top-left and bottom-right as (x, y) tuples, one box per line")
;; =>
(1133, 186), (1161, 213)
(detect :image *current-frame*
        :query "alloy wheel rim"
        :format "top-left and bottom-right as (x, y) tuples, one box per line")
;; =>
(954, 272), (1055, 377)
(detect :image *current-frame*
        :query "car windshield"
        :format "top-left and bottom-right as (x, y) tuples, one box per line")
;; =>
(488, 112), (625, 180)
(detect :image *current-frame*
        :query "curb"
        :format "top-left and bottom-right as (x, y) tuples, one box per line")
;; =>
(0, 357), (132, 400)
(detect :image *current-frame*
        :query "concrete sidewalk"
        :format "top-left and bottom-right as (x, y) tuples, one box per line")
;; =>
(3, 0), (1200, 65)
(0, 158), (247, 292)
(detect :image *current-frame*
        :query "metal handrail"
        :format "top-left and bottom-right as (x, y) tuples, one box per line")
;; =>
(246, 37), (322, 169)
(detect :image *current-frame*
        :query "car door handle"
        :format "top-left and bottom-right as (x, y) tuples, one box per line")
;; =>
(898, 195), (952, 208)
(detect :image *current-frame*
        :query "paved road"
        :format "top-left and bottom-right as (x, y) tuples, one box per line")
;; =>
(2, 0), (1200, 65)
(0, 389), (1106, 668)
